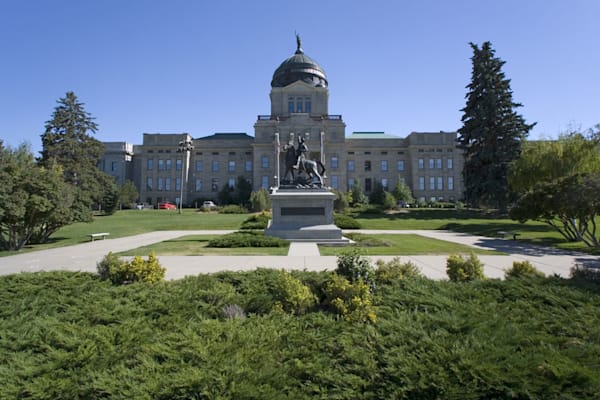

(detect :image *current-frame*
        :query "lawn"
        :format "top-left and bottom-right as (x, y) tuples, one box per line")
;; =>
(1, 270), (598, 399)
(319, 233), (502, 255)
(0, 210), (248, 255)
(117, 234), (289, 256)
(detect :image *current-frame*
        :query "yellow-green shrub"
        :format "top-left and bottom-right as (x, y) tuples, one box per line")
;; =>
(271, 270), (316, 315)
(505, 260), (544, 279)
(375, 257), (421, 284)
(97, 252), (165, 285)
(323, 274), (377, 323)
(446, 252), (485, 282)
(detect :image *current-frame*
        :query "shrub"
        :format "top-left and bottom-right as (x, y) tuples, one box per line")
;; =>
(250, 189), (271, 212)
(375, 257), (421, 283)
(240, 212), (270, 230)
(334, 213), (362, 229)
(97, 252), (165, 285)
(336, 249), (376, 292)
(570, 264), (600, 283)
(323, 274), (377, 323)
(446, 252), (485, 282)
(96, 252), (121, 281)
(219, 204), (246, 214)
(505, 260), (544, 279)
(271, 270), (316, 315)
(207, 231), (287, 248)
(383, 192), (396, 210)
(332, 189), (349, 212)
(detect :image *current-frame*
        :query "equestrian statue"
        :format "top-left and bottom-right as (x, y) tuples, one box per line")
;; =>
(281, 137), (326, 187)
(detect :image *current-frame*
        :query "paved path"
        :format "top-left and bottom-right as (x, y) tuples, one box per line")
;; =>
(1, 230), (598, 280)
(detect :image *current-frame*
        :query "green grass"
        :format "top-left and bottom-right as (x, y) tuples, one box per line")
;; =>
(117, 234), (289, 256)
(319, 233), (502, 255)
(1, 270), (599, 399)
(1, 210), (247, 256)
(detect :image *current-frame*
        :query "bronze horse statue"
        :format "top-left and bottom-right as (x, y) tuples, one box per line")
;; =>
(282, 143), (326, 187)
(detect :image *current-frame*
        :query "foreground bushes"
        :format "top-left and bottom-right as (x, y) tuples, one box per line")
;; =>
(446, 252), (485, 282)
(1, 269), (599, 399)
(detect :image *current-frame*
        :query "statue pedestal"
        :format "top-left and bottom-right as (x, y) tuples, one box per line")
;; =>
(265, 188), (349, 244)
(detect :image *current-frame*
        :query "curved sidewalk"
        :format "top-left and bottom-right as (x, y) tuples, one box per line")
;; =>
(1, 230), (598, 280)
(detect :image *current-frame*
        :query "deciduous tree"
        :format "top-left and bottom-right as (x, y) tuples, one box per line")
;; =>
(458, 42), (535, 210)
(0, 144), (75, 250)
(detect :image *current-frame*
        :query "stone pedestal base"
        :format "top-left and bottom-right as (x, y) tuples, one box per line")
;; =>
(265, 188), (349, 244)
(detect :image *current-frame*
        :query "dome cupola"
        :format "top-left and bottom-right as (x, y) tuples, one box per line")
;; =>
(271, 35), (328, 88)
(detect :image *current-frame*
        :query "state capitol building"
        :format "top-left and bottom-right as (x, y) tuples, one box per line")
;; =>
(99, 38), (464, 206)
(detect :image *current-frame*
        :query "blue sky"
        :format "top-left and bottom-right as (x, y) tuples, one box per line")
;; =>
(1, 0), (598, 155)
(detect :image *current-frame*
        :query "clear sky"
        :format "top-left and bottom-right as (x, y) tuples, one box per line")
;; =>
(1, 0), (598, 155)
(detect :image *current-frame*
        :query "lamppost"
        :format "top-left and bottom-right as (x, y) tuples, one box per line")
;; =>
(177, 138), (194, 214)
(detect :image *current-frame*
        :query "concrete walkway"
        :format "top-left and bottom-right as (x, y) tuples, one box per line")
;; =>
(0, 230), (598, 280)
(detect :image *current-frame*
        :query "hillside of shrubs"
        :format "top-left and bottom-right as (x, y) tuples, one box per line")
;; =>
(1, 255), (599, 399)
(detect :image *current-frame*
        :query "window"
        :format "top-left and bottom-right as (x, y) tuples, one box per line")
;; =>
(418, 158), (424, 169)
(195, 179), (202, 192)
(196, 160), (203, 172)
(176, 159), (182, 171)
(288, 97), (294, 113)
(428, 159), (434, 169)
(448, 176), (454, 190)
(381, 160), (388, 172)
(228, 160), (235, 172)
(228, 178), (235, 188)
(212, 161), (219, 172)
(211, 178), (219, 191)
(146, 177), (153, 190)
(158, 159), (164, 170)
(365, 178), (372, 192)
(348, 178), (355, 189)
(147, 159), (154, 170)
(165, 159), (172, 170)
(165, 177), (171, 191)
(364, 160), (371, 172)
(261, 156), (269, 169)
(347, 160), (355, 172)
(245, 160), (252, 172)
(381, 178), (388, 191)
(261, 175), (269, 189)
(175, 177), (181, 191)
(418, 177), (425, 190)
(305, 97), (311, 113)
(296, 97), (303, 112)
(435, 159), (442, 169)
(447, 158), (453, 169)
(437, 177), (443, 190)
(111, 161), (117, 172)
(397, 160), (405, 171)
(331, 156), (338, 169)
(429, 177), (435, 190)
(331, 175), (339, 189)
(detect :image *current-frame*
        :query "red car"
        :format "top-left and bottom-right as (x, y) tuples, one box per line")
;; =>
(158, 202), (177, 210)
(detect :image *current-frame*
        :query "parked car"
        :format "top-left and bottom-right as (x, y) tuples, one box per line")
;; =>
(158, 202), (177, 210)
(202, 201), (216, 209)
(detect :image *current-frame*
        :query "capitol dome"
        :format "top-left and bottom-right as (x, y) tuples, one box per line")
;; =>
(271, 35), (328, 88)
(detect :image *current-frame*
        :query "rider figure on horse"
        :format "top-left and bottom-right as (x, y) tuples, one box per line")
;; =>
(293, 137), (308, 170)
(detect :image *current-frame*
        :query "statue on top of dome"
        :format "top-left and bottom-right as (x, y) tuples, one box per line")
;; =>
(295, 32), (303, 54)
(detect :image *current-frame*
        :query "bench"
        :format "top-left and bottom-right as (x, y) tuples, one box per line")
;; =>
(89, 232), (110, 241)
(498, 231), (521, 240)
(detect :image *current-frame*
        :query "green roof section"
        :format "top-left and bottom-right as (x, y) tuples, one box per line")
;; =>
(196, 133), (252, 141)
(347, 131), (401, 139)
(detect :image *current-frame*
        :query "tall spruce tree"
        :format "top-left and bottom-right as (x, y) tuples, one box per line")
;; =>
(40, 91), (117, 221)
(458, 42), (535, 210)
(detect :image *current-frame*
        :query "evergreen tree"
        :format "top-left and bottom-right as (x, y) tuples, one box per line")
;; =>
(40, 92), (115, 221)
(458, 42), (535, 210)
